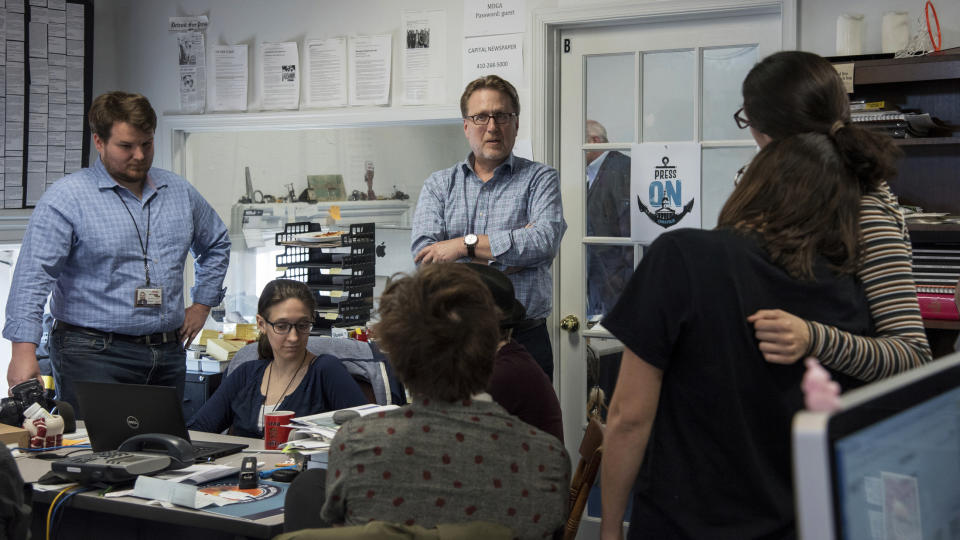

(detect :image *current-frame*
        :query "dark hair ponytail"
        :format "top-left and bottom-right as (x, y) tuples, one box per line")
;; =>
(743, 51), (902, 193)
(830, 123), (902, 193)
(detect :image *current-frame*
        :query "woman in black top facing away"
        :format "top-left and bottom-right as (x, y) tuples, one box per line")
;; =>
(599, 130), (882, 539)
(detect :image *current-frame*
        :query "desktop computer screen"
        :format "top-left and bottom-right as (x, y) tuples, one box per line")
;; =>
(794, 351), (960, 540)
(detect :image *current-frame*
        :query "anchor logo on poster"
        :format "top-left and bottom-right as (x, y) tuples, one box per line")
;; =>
(637, 156), (695, 229)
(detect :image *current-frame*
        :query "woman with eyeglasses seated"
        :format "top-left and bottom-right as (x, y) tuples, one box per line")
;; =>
(188, 279), (367, 438)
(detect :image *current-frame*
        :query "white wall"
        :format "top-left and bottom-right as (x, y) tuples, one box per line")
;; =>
(88, 0), (960, 154)
(798, 0), (960, 57)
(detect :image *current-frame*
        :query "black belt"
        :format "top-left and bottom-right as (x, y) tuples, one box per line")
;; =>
(511, 318), (546, 332)
(53, 320), (179, 346)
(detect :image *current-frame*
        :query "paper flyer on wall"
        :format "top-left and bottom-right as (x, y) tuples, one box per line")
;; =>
(401, 9), (445, 105)
(305, 37), (347, 108)
(630, 142), (701, 244)
(212, 44), (247, 111)
(169, 16), (208, 114)
(348, 34), (391, 106)
(260, 41), (300, 110)
(463, 0), (525, 37)
(462, 33), (522, 87)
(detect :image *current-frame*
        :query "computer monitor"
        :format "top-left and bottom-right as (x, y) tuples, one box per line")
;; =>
(793, 351), (960, 540)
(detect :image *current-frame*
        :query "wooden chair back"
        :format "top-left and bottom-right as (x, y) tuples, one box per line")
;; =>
(563, 417), (605, 540)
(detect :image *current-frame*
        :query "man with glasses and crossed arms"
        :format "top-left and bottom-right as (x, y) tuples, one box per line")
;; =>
(412, 75), (566, 381)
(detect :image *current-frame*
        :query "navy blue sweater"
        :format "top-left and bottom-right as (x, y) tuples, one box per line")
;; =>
(187, 354), (368, 438)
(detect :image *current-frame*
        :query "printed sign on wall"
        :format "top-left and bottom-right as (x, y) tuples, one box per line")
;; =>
(630, 142), (701, 244)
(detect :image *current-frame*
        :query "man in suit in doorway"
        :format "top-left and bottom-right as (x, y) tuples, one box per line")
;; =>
(585, 119), (633, 321)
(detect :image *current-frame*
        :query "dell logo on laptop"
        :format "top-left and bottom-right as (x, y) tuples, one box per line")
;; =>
(126, 416), (140, 429)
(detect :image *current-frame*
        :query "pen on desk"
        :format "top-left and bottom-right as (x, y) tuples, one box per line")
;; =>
(241, 449), (285, 454)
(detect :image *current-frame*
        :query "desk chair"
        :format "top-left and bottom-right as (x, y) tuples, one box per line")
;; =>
(284, 468), (330, 532)
(564, 417), (605, 540)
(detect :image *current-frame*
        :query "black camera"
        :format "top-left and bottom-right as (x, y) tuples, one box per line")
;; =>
(0, 379), (50, 427)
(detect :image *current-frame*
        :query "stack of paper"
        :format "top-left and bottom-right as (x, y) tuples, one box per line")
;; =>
(205, 339), (246, 362)
(196, 329), (220, 346)
(282, 404), (399, 468)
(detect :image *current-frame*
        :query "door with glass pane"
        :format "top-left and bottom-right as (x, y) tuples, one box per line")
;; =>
(555, 11), (781, 532)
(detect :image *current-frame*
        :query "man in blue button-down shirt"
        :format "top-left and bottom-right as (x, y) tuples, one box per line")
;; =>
(412, 76), (566, 380)
(4, 91), (230, 414)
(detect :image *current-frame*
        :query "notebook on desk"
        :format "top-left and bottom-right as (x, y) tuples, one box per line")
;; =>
(75, 381), (247, 461)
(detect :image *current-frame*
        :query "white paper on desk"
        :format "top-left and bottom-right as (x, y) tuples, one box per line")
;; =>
(348, 34), (391, 106)
(212, 44), (247, 112)
(260, 41), (299, 110)
(155, 464), (240, 485)
(305, 37), (347, 108)
(462, 33), (523, 87)
(400, 9), (445, 105)
(133, 475), (244, 509)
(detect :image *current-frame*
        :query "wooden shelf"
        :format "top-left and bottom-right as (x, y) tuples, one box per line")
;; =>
(923, 319), (960, 330)
(893, 136), (960, 146)
(829, 47), (960, 85)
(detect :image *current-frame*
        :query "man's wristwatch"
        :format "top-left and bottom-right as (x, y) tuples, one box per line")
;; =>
(464, 234), (478, 258)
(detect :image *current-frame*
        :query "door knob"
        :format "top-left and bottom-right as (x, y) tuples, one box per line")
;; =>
(560, 315), (580, 333)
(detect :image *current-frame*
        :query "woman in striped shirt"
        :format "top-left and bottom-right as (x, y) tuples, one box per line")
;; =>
(738, 50), (932, 381)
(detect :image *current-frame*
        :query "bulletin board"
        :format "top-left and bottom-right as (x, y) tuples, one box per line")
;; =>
(3, 0), (92, 209)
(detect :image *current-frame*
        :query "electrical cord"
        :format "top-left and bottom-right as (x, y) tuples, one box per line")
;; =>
(52, 486), (93, 538)
(45, 485), (79, 540)
(15, 444), (90, 452)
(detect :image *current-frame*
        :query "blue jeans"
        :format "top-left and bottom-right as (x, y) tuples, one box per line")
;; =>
(50, 327), (186, 419)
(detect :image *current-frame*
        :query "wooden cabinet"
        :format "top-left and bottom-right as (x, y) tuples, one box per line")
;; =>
(833, 48), (960, 349)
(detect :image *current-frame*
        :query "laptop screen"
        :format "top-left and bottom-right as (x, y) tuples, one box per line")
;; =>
(75, 381), (195, 451)
(793, 351), (960, 540)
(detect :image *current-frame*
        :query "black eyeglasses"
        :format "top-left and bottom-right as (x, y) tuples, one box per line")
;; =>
(733, 107), (751, 129)
(464, 112), (518, 126)
(263, 318), (314, 335)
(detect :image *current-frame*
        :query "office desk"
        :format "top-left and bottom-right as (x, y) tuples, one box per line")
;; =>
(16, 431), (290, 540)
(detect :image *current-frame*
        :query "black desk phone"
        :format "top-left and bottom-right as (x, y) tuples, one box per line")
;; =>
(52, 433), (196, 484)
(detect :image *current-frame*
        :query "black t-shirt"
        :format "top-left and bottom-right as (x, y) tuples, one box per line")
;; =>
(603, 228), (872, 540)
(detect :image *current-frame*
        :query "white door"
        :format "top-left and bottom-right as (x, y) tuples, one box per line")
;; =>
(553, 7), (784, 534)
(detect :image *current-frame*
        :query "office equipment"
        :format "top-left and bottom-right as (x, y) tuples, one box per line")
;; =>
(75, 381), (247, 460)
(276, 222), (376, 331)
(52, 450), (173, 484)
(238, 456), (259, 489)
(793, 351), (960, 540)
(18, 431), (285, 539)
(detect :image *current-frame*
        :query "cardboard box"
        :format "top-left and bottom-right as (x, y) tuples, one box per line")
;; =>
(0, 423), (29, 448)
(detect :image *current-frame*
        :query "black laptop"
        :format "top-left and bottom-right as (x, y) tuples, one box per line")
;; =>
(75, 381), (247, 461)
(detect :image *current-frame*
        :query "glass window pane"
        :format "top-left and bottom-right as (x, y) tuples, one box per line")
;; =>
(702, 46), (759, 141)
(701, 146), (758, 229)
(586, 149), (631, 238)
(586, 54), (635, 143)
(642, 50), (694, 142)
(586, 244), (635, 321)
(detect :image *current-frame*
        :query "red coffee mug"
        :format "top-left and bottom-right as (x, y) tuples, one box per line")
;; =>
(263, 410), (296, 450)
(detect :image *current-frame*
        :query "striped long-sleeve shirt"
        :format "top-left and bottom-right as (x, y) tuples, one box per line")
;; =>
(806, 181), (933, 380)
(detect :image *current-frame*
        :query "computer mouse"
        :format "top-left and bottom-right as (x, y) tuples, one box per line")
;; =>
(332, 409), (361, 425)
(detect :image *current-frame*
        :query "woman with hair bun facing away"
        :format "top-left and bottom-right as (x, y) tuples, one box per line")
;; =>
(740, 50), (932, 381)
(601, 131), (873, 540)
